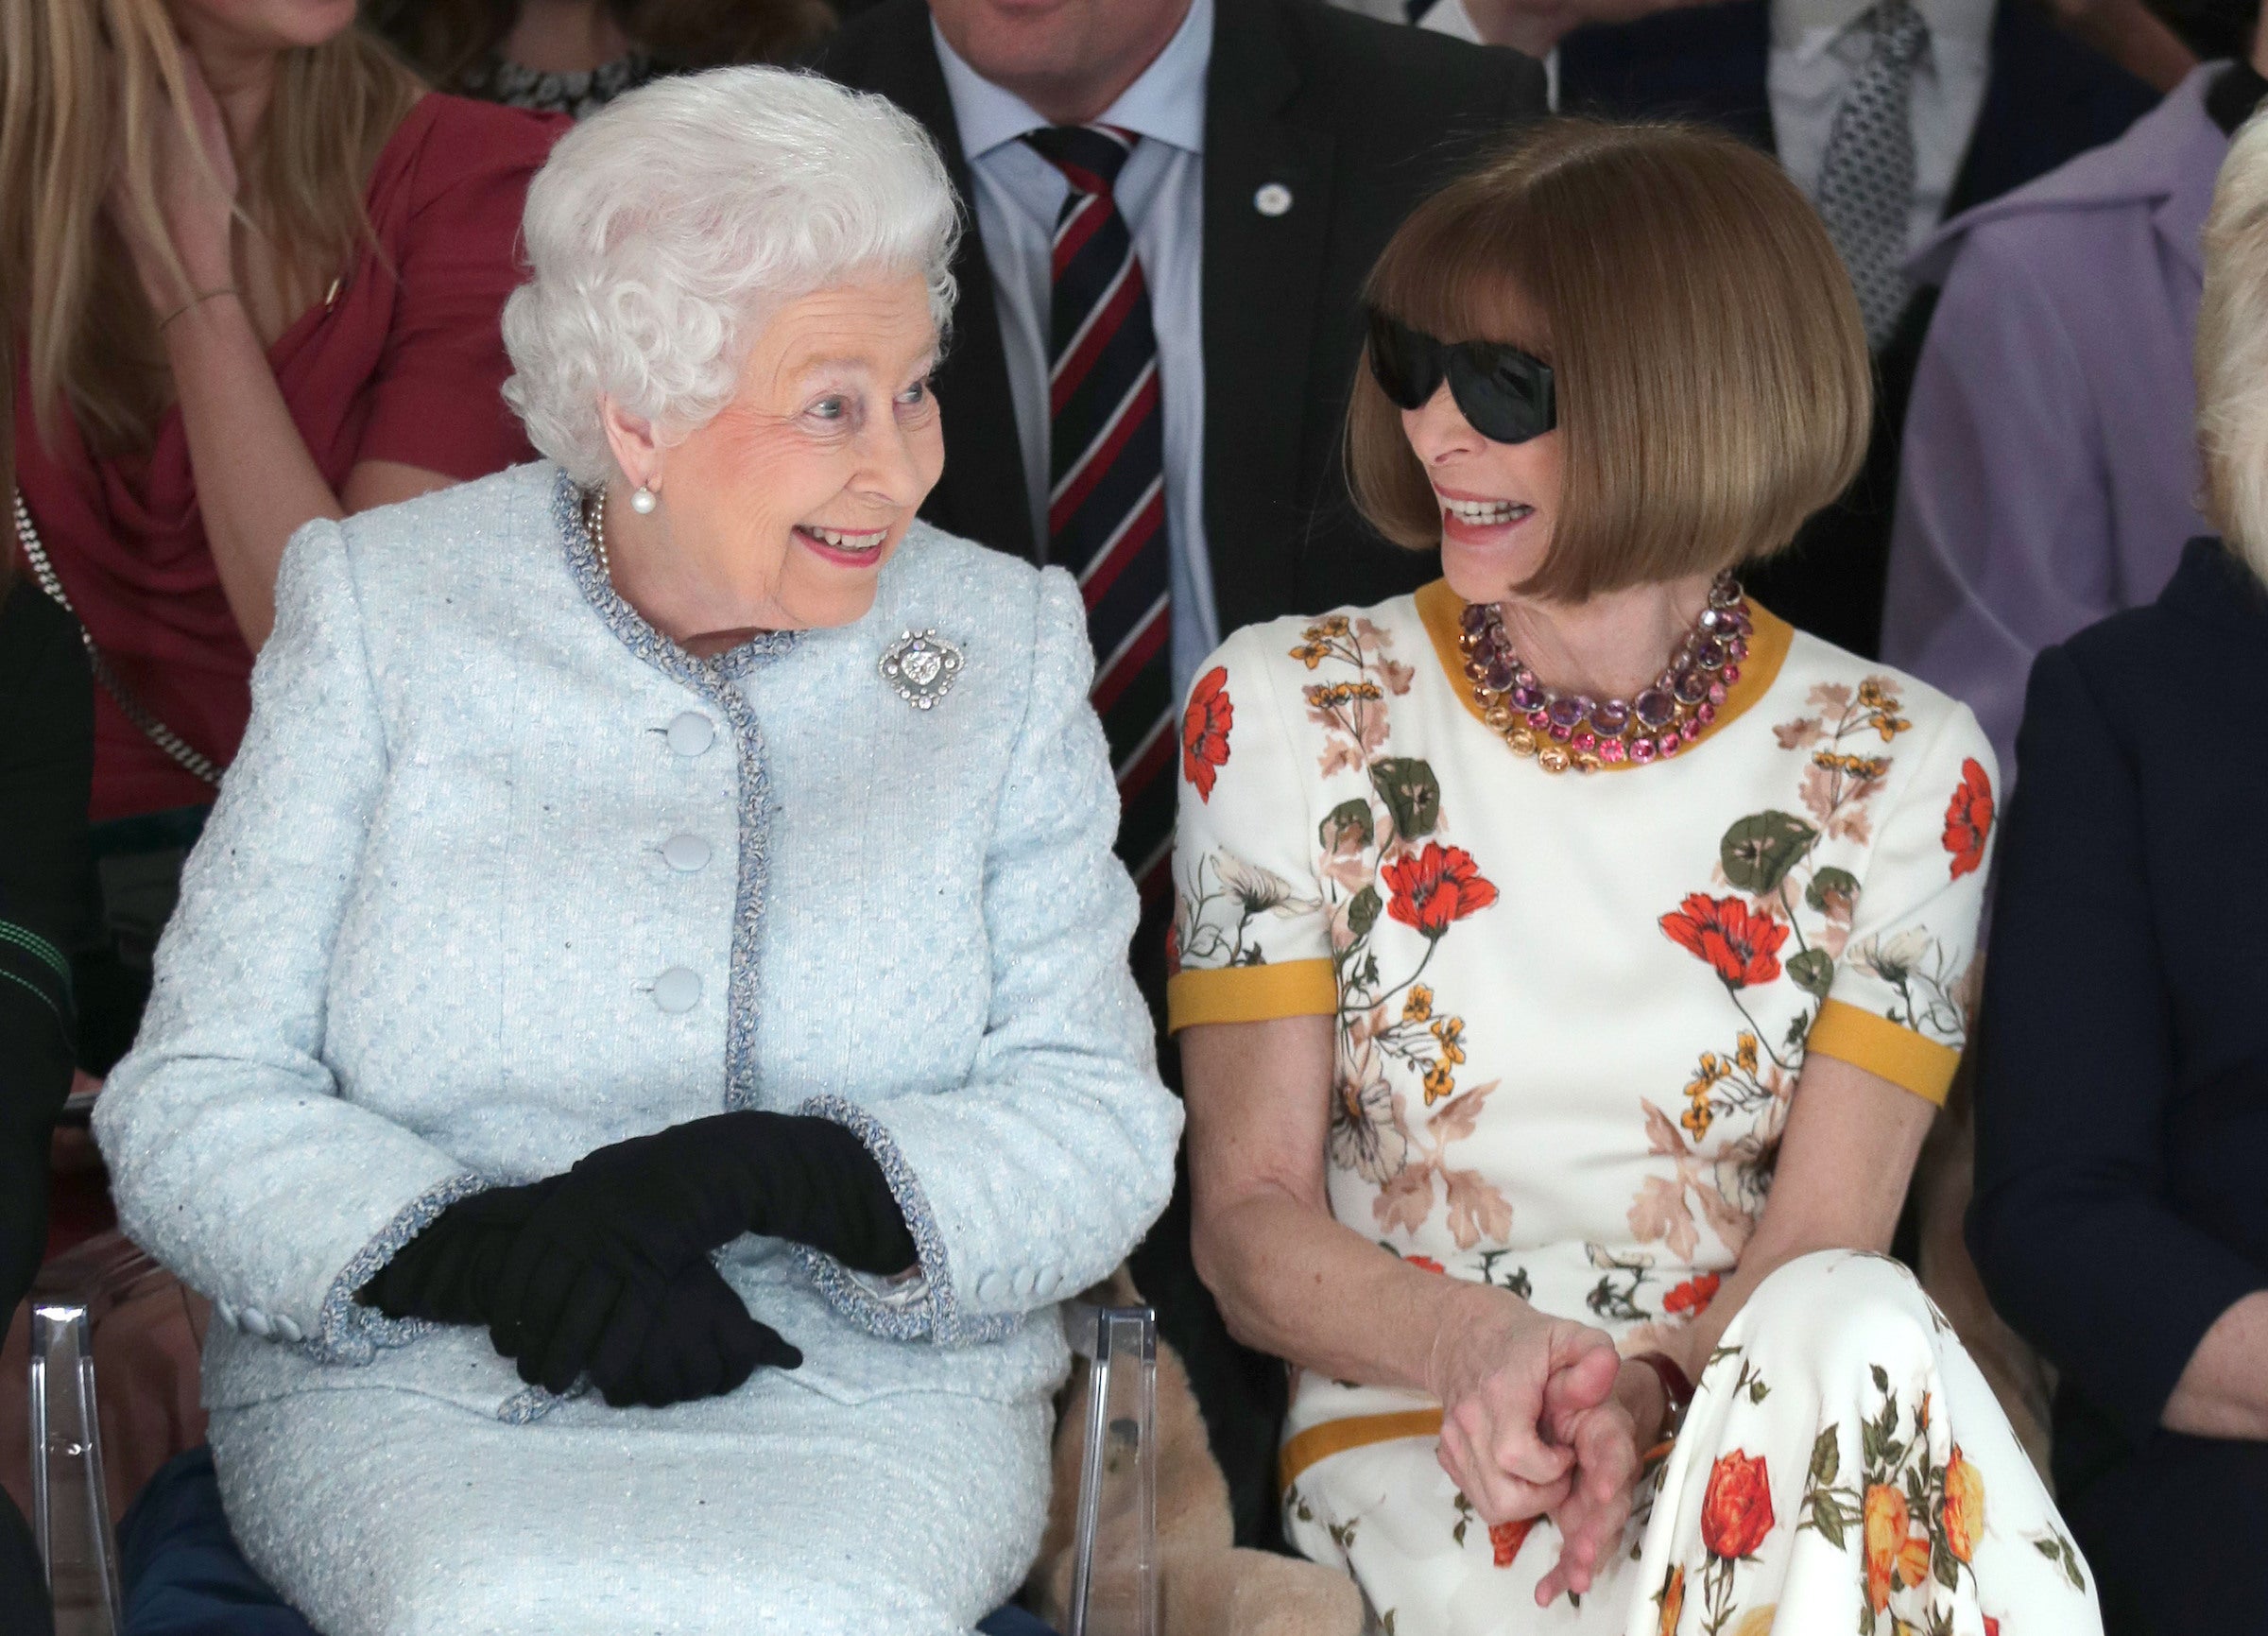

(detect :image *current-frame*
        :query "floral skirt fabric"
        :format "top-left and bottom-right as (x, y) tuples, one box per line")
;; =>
(1284, 1252), (2097, 1636)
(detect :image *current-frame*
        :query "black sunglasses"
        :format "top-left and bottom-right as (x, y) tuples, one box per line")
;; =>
(1365, 310), (1556, 445)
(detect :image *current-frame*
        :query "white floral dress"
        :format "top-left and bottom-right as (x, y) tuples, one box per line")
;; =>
(1168, 585), (2098, 1636)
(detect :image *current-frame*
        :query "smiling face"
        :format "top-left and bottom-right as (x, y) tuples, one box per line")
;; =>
(619, 273), (945, 634)
(1400, 387), (1565, 607)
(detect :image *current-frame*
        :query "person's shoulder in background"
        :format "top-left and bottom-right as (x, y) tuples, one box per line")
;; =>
(1910, 61), (2223, 289)
(1229, 0), (1547, 145)
(2053, 535), (2268, 700)
(373, 90), (570, 221)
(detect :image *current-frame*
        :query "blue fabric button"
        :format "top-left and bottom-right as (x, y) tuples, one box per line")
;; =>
(652, 968), (702, 1013)
(666, 712), (715, 757)
(239, 1307), (274, 1338)
(661, 834), (711, 872)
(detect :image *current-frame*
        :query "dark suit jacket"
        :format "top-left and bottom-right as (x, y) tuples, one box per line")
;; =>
(1972, 538), (2268, 1500)
(1557, 0), (2157, 656)
(812, 0), (1545, 638)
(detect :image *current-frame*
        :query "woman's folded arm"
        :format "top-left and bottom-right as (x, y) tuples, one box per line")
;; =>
(799, 569), (1183, 1345)
(93, 518), (480, 1364)
(1971, 644), (2268, 1447)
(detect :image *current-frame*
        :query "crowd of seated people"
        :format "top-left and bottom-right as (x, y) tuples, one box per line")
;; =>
(2, 0), (2264, 1632)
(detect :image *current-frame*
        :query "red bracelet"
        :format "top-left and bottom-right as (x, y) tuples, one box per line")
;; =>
(1632, 1351), (1695, 1406)
(1631, 1352), (1695, 1442)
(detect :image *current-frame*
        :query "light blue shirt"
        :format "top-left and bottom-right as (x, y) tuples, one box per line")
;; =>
(934, 0), (1222, 701)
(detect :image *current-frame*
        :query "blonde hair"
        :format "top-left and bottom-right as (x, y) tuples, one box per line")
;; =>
(1348, 119), (1871, 604)
(2197, 109), (2268, 578)
(0, 1), (420, 491)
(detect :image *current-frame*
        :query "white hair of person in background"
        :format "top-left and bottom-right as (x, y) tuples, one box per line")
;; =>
(2197, 108), (2268, 577)
(93, 62), (1180, 1636)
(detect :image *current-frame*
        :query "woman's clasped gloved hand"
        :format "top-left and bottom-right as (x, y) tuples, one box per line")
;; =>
(356, 1111), (913, 1406)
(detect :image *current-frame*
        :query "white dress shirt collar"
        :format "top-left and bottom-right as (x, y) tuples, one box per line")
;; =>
(933, 0), (1212, 160)
(1770, 0), (1993, 58)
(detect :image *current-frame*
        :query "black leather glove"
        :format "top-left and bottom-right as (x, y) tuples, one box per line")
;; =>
(488, 1111), (915, 1388)
(583, 1259), (801, 1408)
(357, 1180), (559, 1325)
(360, 1179), (800, 1405)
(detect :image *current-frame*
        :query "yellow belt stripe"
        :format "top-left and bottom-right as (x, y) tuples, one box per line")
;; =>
(1279, 1408), (1444, 1491)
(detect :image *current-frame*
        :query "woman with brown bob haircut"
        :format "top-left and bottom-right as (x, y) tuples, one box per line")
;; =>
(1170, 121), (2102, 1634)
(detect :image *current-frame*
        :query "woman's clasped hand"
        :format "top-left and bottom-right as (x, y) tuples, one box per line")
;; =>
(1427, 1286), (1663, 1606)
(357, 1111), (918, 1406)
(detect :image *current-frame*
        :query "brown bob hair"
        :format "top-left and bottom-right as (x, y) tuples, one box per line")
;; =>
(1349, 118), (1872, 603)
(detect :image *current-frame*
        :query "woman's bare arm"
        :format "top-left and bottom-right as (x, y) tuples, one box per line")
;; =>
(1657, 1050), (1935, 1379)
(1183, 1012), (1628, 1575)
(2162, 1293), (2268, 1439)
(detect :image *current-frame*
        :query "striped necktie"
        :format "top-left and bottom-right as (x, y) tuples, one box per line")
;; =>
(1024, 124), (1176, 902)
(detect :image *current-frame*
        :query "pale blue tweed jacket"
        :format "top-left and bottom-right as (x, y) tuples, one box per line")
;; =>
(94, 461), (1182, 1436)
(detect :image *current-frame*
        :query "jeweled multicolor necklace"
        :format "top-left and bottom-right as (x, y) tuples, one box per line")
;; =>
(1457, 573), (1751, 774)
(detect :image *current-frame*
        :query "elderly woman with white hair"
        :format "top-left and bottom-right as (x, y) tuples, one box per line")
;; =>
(1971, 108), (2268, 1636)
(92, 66), (1180, 1634)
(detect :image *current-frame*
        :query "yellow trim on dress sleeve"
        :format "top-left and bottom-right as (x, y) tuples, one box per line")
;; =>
(1805, 998), (1962, 1106)
(1166, 959), (1338, 1033)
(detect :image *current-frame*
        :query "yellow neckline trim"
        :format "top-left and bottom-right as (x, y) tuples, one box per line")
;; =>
(1411, 579), (1795, 769)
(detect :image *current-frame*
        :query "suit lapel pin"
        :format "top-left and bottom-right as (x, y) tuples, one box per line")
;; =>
(880, 629), (965, 711)
(1254, 182), (1293, 217)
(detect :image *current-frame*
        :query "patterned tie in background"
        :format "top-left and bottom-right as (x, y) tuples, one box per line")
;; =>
(1813, 0), (1930, 349)
(1023, 125), (1177, 902)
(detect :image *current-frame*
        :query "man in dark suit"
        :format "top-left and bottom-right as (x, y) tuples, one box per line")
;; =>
(814, 0), (1544, 1548)
(1543, 0), (2160, 655)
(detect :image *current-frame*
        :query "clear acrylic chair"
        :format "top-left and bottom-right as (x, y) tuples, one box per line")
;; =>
(1060, 1302), (1159, 1636)
(29, 1243), (1160, 1636)
(27, 1231), (164, 1636)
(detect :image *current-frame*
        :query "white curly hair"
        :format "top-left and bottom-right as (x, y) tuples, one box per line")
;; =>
(501, 66), (961, 486)
(2199, 106), (2268, 577)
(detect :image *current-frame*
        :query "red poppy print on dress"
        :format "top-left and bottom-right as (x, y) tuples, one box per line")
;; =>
(1659, 893), (1789, 990)
(1942, 756), (1994, 880)
(1405, 1255), (1446, 1274)
(1181, 666), (1233, 801)
(1662, 1271), (1722, 1317)
(1382, 843), (1500, 939)
(1488, 1517), (1536, 1568)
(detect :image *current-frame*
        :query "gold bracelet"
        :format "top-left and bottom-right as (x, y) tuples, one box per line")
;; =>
(158, 286), (240, 331)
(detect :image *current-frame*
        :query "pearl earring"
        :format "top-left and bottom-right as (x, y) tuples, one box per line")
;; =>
(630, 485), (658, 515)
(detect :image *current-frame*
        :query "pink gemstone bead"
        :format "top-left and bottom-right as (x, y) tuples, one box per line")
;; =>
(1527, 709), (1551, 731)
(1572, 730), (1598, 752)
(1600, 737), (1627, 763)
(1721, 665), (1741, 684)
(1631, 739), (1657, 764)
(1708, 680), (1727, 705)
(1679, 718), (1702, 742)
(1695, 702), (1718, 725)
(1548, 720), (1573, 741)
(1658, 732), (1681, 757)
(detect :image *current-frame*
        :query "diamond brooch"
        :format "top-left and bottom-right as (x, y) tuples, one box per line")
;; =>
(880, 629), (964, 710)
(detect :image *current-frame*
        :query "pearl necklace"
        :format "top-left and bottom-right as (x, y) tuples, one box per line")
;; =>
(1457, 574), (1751, 774)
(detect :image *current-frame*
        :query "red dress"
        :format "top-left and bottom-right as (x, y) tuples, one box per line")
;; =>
(13, 94), (565, 822)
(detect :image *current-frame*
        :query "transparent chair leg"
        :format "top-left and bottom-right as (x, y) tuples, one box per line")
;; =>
(29, 1300), (124, 1636)
(1064, 1304), (1158, 1636)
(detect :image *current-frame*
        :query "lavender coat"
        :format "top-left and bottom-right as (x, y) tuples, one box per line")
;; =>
(1881, 65), (2222, 782)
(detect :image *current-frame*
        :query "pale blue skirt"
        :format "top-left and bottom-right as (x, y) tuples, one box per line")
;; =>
(210, 1378), (1050, 1636)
